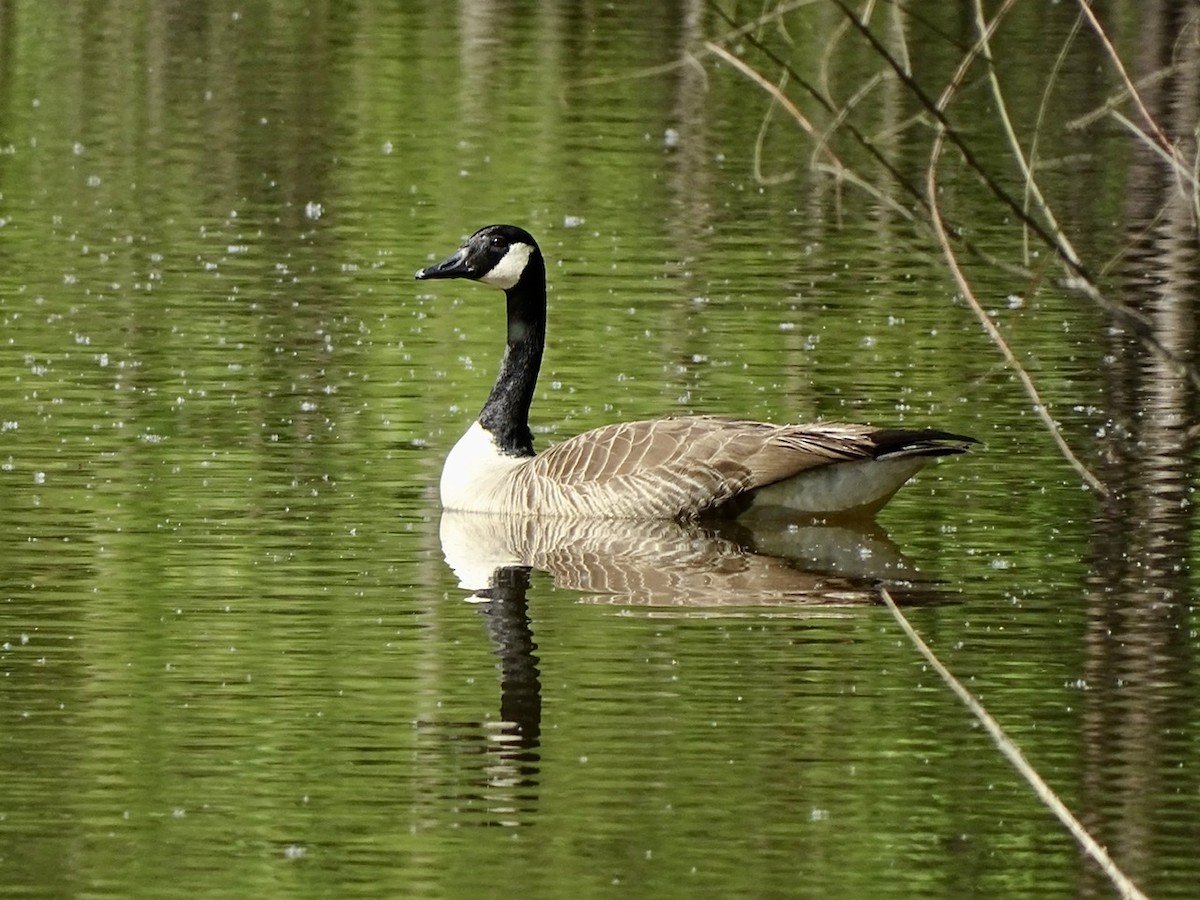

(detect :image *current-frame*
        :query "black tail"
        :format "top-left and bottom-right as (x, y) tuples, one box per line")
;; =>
(869, 429), (979, 460)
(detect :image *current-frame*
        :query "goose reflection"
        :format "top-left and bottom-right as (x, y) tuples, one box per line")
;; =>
(440, 510), (936, 607)
(441, 512), (950, 828)
(465, 562), (542, 824)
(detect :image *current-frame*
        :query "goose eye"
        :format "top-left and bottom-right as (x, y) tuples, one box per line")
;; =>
(490, 235), (505, 248)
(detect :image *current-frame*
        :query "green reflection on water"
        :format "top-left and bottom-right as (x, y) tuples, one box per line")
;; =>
(0, 2), (1196, 899)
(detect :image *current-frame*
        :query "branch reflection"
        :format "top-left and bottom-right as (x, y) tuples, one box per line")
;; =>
(1082, 12), (1199, 887)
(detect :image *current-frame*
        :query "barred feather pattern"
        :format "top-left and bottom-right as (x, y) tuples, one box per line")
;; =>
(447, 415), (969, 520)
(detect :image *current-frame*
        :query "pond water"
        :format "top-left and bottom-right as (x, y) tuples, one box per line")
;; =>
(1, 2), (1197, 898)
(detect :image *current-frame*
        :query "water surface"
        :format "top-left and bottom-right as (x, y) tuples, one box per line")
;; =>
(1, 2), (1197, 898)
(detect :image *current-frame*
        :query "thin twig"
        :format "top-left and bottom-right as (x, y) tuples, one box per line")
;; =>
(1021, 8), (1085, 268)
(703, 41), (818, 137)
(931, 1), (1107, 493)
(1065, 66), (1178, 131)
(826, 0), (1200, 403)
(710, 0), (1200, 399)
(931, 188), (1108, 492)
(878, 587), (1150, 900)
(1074, 2), (1199, 224)
(1109, 110), (1199, 189)
(828, 0), (1096, 284)
(1076, 0), (1175, 153)
(707, 2), (935, 217)
(972, 0), (1075, 269)
(752, 68), (799, 186)
(706, 40), (917, 222)
(811, 71), (885, 174)
(817, 16), (855, 109)
(811, 163), (917, 222)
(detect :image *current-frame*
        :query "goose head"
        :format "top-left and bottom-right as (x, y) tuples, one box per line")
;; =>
(415, 224), (541, 291)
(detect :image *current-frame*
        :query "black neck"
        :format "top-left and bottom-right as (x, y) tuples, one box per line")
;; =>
(478, 252), (547, 457)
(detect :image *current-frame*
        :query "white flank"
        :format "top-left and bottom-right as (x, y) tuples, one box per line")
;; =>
(478, 242), (534, 290)
(440, 421), (528, 511)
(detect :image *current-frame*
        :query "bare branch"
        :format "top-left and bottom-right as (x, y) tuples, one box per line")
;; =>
(880, 588), (1150, 900)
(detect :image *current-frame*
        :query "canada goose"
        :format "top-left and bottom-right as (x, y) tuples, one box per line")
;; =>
(416, 224), (976, 520)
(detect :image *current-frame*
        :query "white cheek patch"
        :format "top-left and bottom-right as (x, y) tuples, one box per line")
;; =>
(479, 242), (534, 290)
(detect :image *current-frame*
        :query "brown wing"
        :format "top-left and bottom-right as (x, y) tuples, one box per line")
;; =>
(524, 416), (884, 518)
